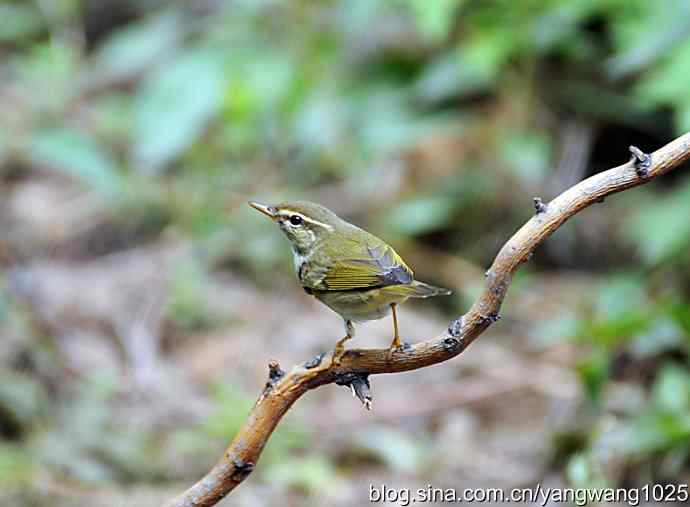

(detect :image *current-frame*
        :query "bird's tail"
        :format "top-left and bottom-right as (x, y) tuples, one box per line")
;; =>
(405, 280), (452, 298)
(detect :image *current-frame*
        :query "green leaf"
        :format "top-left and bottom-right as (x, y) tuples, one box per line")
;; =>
(623, 182), (690, 264)
(384, 196), (457, 236)
(352, 425), (426, 473)
(608, 0), (690, 79)
(415, 49), (493, 102)
(676, 100), (690, 133)
(626, 411), (690, 455)
(265, 456), (340, 493)
(653, 364), (690, 412)
(0, 4), (44, 42)
(577, 351), (608, 405)
(634, 38), (690, 132)
(500, 131), (552, 185)
(630, 316), (684, 357)
(93, 11), (180, 80)
(0, 372), (46, 430)
(0, 444), (33, 486)
(404, 0), (465, 43)
(25, 128), (124, 197)
(131, 49), (227, 172)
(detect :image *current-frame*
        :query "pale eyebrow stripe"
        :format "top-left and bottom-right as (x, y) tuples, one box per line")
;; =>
(279, 211), (334, 231)
(303, 216), (334, 230)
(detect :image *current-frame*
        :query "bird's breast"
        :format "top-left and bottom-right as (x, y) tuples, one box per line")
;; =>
(291, 249), (308, 281)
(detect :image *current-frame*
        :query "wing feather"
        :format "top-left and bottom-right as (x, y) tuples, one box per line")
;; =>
(314, 243), (413, 291)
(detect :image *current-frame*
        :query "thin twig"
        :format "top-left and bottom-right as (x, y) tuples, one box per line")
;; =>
(166, 133), (690, 507)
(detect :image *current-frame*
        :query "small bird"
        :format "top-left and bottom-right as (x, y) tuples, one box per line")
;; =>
(248, 200), (452, 363)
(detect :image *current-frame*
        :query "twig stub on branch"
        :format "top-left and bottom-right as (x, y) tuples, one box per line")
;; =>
(448, 316), (464, 337)
(629, 145), (651, 178)
(533, 196), (548, 214)
(304, 353), (325, 369)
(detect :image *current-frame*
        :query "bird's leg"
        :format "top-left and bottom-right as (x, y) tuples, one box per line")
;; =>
(333, 320), (354, 366)
(388, 303), (402, 355)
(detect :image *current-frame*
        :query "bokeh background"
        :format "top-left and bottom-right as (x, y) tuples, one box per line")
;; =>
(1, 1), (690, 506)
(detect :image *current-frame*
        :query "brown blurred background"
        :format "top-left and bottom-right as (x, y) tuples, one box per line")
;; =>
(1, 1), (690, 506)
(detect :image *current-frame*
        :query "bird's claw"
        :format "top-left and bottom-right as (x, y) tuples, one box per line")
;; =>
(387, 337), (406, 359)
(332, 344), (346, 366)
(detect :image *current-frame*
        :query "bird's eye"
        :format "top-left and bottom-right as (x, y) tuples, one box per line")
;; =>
(289, 215), (303, 226)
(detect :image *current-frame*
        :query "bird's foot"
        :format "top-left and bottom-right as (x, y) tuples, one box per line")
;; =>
(387, 336), (403, 360)
(332, 336), (351, 366)
(332, 345), (345, 366)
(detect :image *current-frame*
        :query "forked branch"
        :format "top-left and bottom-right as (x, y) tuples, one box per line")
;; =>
(167, 133), (690, 507)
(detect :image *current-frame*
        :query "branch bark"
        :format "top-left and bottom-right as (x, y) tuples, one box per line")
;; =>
(166, 133), (690, 507)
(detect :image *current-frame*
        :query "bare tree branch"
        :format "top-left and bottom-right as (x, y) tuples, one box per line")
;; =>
(166, 133), (690, 507)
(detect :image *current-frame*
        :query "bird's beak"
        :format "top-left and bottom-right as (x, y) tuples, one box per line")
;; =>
(248, 201), (276, 219)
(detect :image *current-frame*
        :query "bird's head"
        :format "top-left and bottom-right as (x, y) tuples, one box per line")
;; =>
(248, 200), (339, 254)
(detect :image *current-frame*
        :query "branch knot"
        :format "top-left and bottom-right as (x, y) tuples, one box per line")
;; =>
(533, 197), (548, 214)
(479, 313), (501, 324)
(304, 353), (325, 369)
(629, 145), (651, 178)
(230, 458), (255, 482)
(260, 360), (285, 399)
(448, 316), (464, 337)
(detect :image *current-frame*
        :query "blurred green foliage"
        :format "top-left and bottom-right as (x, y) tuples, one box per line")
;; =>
(1, 0), (690, 504)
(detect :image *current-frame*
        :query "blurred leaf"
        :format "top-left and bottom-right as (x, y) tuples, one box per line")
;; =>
(176, 381), (307, 467)
(629, 316), (684, 358)
(403, 0), (465, 43)
(352, 425), (426, 473)
(530, 311), (580, 347)
(15, 41), (82, 111)
(131, 49), (227, 172)
(565, 451), (607, 489)
(265, 456), (340, 493)
(355, 88), (428, 155)
(607, 0), (690, 80)
(578, 275), (652, 348)
(530, 1), (597, 54)
(0, 372), (46, 432)
(460, 28), (515, 83)
(623, 182), (690, 264)
(93, 11), (180, 80)
(652, 364), (690, 412)
(500, 131), (552, 185)
(25, 127), (124, 197)
(33, 376), (167, 484)
(295, 91), (346, 153)
(0, 4), (44, 42)
(566, 453), (590, 487)
(595, 275), (647, 319)
(415, 49), (493, 102)
(166, 260), (226, 331)
(626, 411), (690, 455)
(584, 312), (650, 348)
(676, 101), (690, 134)
(669, 302), (690, 336)
(199, 382), (254, 439)
(635, 39), (690, 133)
(577, 350), (608, 405)
(383, 196), (457, 235)
(0, 443), (33, 486)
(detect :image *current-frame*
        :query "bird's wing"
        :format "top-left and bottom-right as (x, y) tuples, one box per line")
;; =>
(308, 241), (413, 292)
